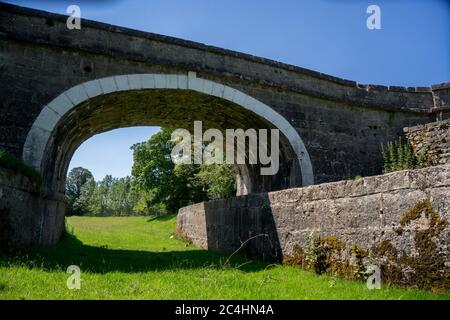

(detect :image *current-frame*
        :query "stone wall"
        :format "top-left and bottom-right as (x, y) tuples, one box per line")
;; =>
(405, 119), (450, 166)
(1, 3), (450, 255)
(1, 2), (449, 187)
(0, 167), (65, 249)
(177, 164), (450, 290)
(0, 167), (41, 250)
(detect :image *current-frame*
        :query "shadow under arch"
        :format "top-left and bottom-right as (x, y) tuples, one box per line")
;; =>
(20, 72), (314, 244)
(0, 230), (272, 274)
(23, 73), (313, 186)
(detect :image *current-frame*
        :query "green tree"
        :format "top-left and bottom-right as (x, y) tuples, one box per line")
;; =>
(66, 128), (237, 217)
(88, 175), (114, 215)
(74, 177), (96, 215)
(108, 176), (138, 216)
(65, 167), (94, 215)
(194, 164), (236, 199)
(131, 128), (205, 213)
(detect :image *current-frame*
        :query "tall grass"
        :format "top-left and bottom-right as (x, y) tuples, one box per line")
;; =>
(380, 138), (426, 173)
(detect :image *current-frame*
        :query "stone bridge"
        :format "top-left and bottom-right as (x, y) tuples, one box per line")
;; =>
(0, 3), (449, 245)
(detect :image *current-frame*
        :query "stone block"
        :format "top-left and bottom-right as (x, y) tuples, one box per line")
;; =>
(114, 75), (130, 91)
(34, 106), (60, 132)
(46, 93), (74, 116)
(99, 76), (118, 94)
(82, 79), (103, 98)
(127, 74), (142, 90)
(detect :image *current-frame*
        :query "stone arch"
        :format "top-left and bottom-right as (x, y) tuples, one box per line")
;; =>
(22, 72), (314, 188)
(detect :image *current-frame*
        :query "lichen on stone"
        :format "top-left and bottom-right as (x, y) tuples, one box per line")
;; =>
(283, 199), (450, 292)
(373, 200), (450, 291)
(399, 199), (441, 226)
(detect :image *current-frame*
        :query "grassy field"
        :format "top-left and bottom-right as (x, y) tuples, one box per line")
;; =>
(0, 215), (448, 300)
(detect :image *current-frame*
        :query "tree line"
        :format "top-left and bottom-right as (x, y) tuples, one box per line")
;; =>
(65, 128), (236, 216)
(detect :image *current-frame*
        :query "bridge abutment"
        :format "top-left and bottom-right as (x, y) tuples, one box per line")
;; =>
(177, 164), (450, 290)
(0, 168), (65, 249)
(0, 2), (449, 278)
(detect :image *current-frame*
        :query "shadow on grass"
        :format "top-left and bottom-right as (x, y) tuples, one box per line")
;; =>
(146, 214), (178, 223)
(0, 232), (271, 274)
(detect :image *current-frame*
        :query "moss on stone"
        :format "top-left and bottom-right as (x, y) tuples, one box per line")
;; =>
(407, 216), (449, 291)
(283, 244), (304, 267)
(372, 200), (450, 291)
(373, 240), (398, 260)
(0, 149), (41, 189)
(399, 199), (440, 226)
(350, 245), (368, 280)
(283, 204), (449, 291)
(322, 236), (346, 252)
(284, 236), (353, 278)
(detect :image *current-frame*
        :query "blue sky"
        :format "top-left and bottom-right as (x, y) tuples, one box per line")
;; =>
(69, 127), (160, 180)
(6, 0), (449, 180)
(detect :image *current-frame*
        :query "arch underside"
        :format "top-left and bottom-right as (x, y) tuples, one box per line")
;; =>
(22, 74), (314, 200)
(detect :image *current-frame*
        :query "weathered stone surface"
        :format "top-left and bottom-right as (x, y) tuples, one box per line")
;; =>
(178, 164), (450, 289)
(0, 167), (65, 248)
(1, 2), (449, 188)
(405, 119), (450, 166)
(1, 3), (450, 275)
(0, 168), (40, 249)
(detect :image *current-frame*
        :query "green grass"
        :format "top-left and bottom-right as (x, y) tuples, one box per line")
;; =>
(0, 215), (449, 300)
